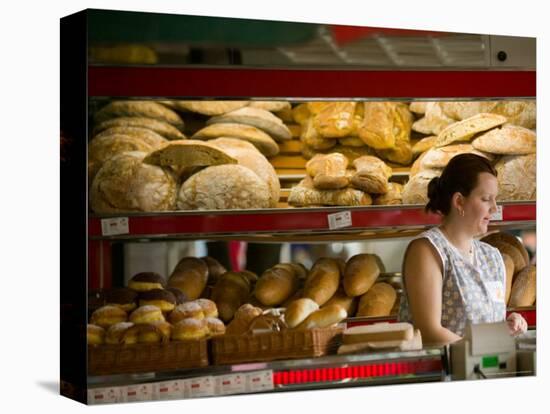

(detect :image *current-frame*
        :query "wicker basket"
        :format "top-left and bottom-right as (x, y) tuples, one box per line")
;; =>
(88, 340), (208, 375)
(211, 327), (343, 365)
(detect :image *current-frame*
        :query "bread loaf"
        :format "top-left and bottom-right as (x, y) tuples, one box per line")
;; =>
(343, 254), (382, 297)
(288, 176), (372, 207)
(254, 265), (300, 306)
(292, 103), (311, 125)
(420, 143), (493, 170)
(402, 169), (441, 205)
(322, 288), (358, 316)
(312, 102), (356, 138)
(481, 232), (530, 268)
(508, 265), (536, 307)
(412, 102), (455, 135)
(358, 102), (413, 150)
(472, 124), (536, 155)
(167, 100), (248, 116)
(373, 182), (403, 205)
(207, 107), (292, 141)
(375, 139), (413, 166)
(441, 101), (536, 129)
(168, 257), (209, 300)
(351, 156), (392, 194)
(94, 100), (184, 130)
(301, 118), (337, 150)
(211, 272), (251, 322)
(339, 136), (366, 147)
(191, 123), (280, 157)
(207, 137), (281, 207)
(285, 298), (320, 328)
(177, 164), (272, 210)
(356, 283), (397, 317)
(501, 253), (515, 305)
(93, 126), (168, 149)
(485, 239), (527, 275)
(93, 116), (187, 141)
(248, 101), (291, 112)
(495, 154), (536, 201)
(303, 258), (341, 306)
(90, 151), (177, 213)
(435, 113), (507, 147)
(295, 304), (347, 330)
(411, 136), (437, 158)
(409, 102), (428, 114)
(306, 153), (350, 190)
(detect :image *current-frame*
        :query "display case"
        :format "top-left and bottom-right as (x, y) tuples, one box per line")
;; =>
(61, 9), (536, 405)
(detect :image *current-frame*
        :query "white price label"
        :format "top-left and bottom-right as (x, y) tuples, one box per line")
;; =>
(124, 384), (153, 402)
(101, 217), (129, 236)
(490, 205), (503, 221)
(328, 210), (352, 230)
(187, 376), (215, 398)
(88, 387), (120, 404)
(247, 370), (274, 392)
(155, 380), (185, 400)
(216, 373), (246, 396)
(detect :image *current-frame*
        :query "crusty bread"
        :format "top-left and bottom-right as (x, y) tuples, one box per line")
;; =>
(401, 169), (441, 205)
(306, 153), (350, 190)
(248, 101), (291, 112)
(303, 258), (341, 306)
(343, 254), (382, 297)
(90, 151), (177, 213)
(207, 137), (280, 207)
(412, 136), (437, 158)
(351, 156), (392, 194)
(435, 113), (507, 147)
(207, 107), (292, 141)
(312, 102), (356, 138)
(356, 282), (397, 317)
(420, 143), (493, 170)
(177, 164), (272, 210)
(472, 124), (536, 155)
(484, 239), (527, 275)
(93, 126), (168, 148)
(358, 102), (413, 150)
(412, 102), (455, 135)
(294, 304), (347, 330)
(167, 100), (249, 116)
(93, 116), (187, 141)
(502, 253), (515, 305)
(94, 100), (184, 130)
(375, 139), (413, 166)
(441, 100), (536, 129)
(373, 182), (403, 205)
(508, 265), (536, 307)
(339, 137), (366, 147)
(285, 298), (320, 328)
(292, 103), (311, 125)
(288, 176), (372, 207)
(301, 143), (374, 162)
(143, 139), (237, 168)
(409, 101), (428, 114)
(301, 118), (337, 150)
(481, 232), (530, 268)
(168, 257), (209, 300)
(495, 154), (536, 201)
(254, 265), (300, 306)
(191, 123), (280, 157)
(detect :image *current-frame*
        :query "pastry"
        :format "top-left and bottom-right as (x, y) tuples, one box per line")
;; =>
(90, 305), (127, 328)
(171, 318), (208, 341)
(169, 301), (205, 324)
(129, 305), (165, 324)
(138, 289), (177, 313)
(87, 324), (105, 345)
(128, 272), (166, 292)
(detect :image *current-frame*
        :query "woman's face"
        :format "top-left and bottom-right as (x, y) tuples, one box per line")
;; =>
(461, 172), (499, 235)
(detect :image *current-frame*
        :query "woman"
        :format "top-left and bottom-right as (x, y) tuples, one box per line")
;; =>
(399, 153), (527, 345)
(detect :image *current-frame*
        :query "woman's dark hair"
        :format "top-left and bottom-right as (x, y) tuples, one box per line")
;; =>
(425, 153), (497, 215)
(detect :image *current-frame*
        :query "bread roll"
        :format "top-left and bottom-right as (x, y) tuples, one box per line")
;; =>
(94, 100), (185, 130)
(133, 321), (172, 344)
(138, 289), (176, 313)
(93, 116), (187, 141)
(312, 102), (356, 138)
(343, 254), (382, 297)
(508, 265), (536, 307)
(205, 317), (226, 337)
(171, 318), (208, 341)
(168, 257), (209, 300)
(87, 324), (105, 345)
(495, 154), (536, 201)
(105, 322), (136, 345)
(90, 151), (177, 213)
(90, 305), (127, 328)
(472, 124), (536, 155)
(288, 176), (372, 207)
(306, 153), (350, 190)
(254, 266), (300, 306)
(295, 304), (347, 330)
(207, 137), (280, 207)
(195, 298), (219, 318)
(303, 258), (341, 306)
(435, 113), (507, 147)
(356, 283), (397, 317)
(322, 288), (358, 317)
(128, 272), (166, 292)
(169, 301), (205, 324)
(351, 156), (392, 194)
(129, 305), (165, 324)
(211, 272), (251, 322)
(285, 298), (320, 328)
(225, 303), (263, 335)
(373, 182), (403, 205)
(501, 253), (515, 305)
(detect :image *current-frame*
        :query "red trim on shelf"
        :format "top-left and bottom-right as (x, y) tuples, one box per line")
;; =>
(507, 309), (536, 327)
(88, 66), (535, 98)
(88, 203), (535, 238)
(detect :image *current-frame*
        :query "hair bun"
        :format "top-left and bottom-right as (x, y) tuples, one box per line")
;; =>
(427, 176), (441, 201)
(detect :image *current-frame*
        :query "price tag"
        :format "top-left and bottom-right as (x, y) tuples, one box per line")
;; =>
(187, 376), (215, 398)
(124, 384), (153, 402)
(490, 205), (503, 221)
(88, 387), (120, 404)
(216, 373), (246, 396)
(247, 370), (274, 393)
(155, 380), (185, 400)
(101, 217), (129, 236)
(328, 210), (352, 230)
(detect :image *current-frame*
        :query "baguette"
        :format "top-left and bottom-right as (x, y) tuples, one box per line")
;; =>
(303, 258), (341, 306)
(343, 254), (382, 297)
(285, 298), (320, 328)
(295, 304), (347, 330)
(254, 266), (300, 306)
(356, 282), (397, 317)
(168, 257), (209, 300)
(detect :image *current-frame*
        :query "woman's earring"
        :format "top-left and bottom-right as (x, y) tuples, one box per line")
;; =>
(460, 209), (465, 217)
